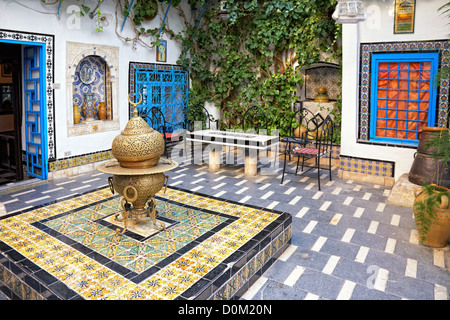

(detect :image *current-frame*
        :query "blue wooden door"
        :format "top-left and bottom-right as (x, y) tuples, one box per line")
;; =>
(23, 46), (47, 179)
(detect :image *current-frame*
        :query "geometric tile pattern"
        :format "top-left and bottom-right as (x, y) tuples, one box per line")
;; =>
(339, 155), (394, 177)
(0, 185), (291, 300)
(48, 150), (113, 172)
(1, 153), (449, 301)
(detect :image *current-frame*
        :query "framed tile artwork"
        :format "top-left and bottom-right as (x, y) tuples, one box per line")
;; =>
(156, 40), (167, 62)
(394, 0), (416, 34)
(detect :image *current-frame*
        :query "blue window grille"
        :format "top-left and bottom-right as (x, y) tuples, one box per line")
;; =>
(129, 63), (189, 133)
(370, 52), (439, 145)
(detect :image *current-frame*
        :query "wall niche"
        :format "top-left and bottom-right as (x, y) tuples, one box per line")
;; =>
(66, 42), (119, 136)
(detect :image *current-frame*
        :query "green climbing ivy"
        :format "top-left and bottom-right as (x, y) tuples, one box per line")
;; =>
(40, 0), (342, 140)
(173, 0), (341, 137)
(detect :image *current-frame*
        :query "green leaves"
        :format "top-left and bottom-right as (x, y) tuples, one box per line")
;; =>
(179, 0), (340, 130)
(414, 185), (450, 243)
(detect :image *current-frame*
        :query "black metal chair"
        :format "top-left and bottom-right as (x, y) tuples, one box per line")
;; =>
(186, 105), (219, 131)
(140, 106), (185, 159)
(241, 105), (268, 133)
(280, 109), (333, 191)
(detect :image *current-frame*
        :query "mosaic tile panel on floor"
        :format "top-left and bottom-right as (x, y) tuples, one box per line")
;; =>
(0, 186), (291, 300)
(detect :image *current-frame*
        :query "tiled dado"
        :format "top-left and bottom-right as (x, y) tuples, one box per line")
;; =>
(339, 155), (394, 177)
(338, 155), (395, 186)
(0, 186), (291, 300)
(48, 150), (113, 172)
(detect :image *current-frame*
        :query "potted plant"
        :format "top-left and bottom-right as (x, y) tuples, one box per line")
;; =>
(132, 0), (159, 26)
(413, 128), (450, 247)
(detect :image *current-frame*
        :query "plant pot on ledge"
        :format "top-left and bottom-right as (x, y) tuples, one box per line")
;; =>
(413, 184), (450, 247)
(411, 127), (450, 248)
(409, 127), (450, 188)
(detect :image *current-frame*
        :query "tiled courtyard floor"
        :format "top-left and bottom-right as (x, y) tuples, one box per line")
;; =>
(0, 155), (449, 300)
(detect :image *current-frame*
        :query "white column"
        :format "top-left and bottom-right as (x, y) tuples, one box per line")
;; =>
(339, 23), (360, 155)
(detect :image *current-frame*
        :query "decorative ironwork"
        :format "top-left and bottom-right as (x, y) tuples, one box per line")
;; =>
(129, 63), (189, 133)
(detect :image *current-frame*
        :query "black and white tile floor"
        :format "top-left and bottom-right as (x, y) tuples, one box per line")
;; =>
(0, 157), (449, 300)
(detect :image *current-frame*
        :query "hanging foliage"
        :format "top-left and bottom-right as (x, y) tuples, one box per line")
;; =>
(172, 0), (341, 135)
(40, 0), (342, 138)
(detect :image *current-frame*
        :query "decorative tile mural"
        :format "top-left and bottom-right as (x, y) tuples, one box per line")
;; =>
(359, 40), (450, 141)
(73, 56), (107, 122)
(339, 155), (394, 177)
(304, 64), (340, 101)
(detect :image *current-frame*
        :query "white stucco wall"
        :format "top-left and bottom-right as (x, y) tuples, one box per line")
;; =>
(0, 0), (190, 161)
(340, 0), (450, 180)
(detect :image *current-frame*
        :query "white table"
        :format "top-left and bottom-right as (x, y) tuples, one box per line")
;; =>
(186, 129), (279, 176)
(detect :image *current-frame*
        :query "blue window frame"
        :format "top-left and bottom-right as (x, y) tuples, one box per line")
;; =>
(370, 52), (439, 145)
(130, 63), (189, 133)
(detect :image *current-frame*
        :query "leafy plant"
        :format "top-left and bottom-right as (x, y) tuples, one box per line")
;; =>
(130, 0), (159, 26)
(414, 184), (450, 243)
(413, 129), (450, 243)
(175, 0), (341, 136)
(426, 129), (450, 184)
(41, 0), (342, 139)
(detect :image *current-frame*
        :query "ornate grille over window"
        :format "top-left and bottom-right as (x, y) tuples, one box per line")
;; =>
(370, 52), (439, 145)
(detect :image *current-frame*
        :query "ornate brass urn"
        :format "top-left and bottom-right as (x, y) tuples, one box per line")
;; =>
(98, 94), (178, 234)
(111, 94), (165, 168)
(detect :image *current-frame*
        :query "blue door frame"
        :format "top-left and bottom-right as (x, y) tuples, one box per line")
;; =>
(0, 39), (48, 180)
(23, 45), (48, 179)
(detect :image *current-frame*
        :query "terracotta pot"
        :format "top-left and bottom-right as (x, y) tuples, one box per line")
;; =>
(314, 87), (329, 103)
(413, 185), (450, 248)
(409, 126), (450, 188)
(417, 127), (449, 155)
(409, 153), (450, 188)
(98, 102), (107, 120)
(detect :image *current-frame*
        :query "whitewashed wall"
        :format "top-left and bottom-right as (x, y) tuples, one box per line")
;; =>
(0, 0), (190, 161)
(340, 0), (450, 180)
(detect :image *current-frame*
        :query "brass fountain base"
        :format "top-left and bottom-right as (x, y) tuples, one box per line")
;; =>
(97, 158), (179, 235)
(112, 196), (164, 234)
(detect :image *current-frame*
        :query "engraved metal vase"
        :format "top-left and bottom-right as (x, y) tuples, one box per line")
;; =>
(98, 94), (178, 234)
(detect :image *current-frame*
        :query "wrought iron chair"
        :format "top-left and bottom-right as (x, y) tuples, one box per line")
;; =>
(241, 105), (268, 133)
(186, 105), (219, 131)
(280, 110), (333, 191)
(140, 107), (185, 159)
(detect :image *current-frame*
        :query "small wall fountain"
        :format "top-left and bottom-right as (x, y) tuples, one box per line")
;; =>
(97, 94), (178, 234)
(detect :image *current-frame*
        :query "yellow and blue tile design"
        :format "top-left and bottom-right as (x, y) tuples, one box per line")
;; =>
(0, 186), (291, 300)
(339, 156), (394, 177)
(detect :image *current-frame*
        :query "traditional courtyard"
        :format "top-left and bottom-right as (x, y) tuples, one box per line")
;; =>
(0, 0), (449, 303)
(0, 154), (448, 300)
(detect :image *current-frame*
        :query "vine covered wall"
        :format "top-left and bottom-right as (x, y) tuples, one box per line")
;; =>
(40, 0), (342, 137)
(174, 0), (341, 134)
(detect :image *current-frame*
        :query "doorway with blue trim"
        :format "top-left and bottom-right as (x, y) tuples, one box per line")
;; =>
(0, 40), (48, 185)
